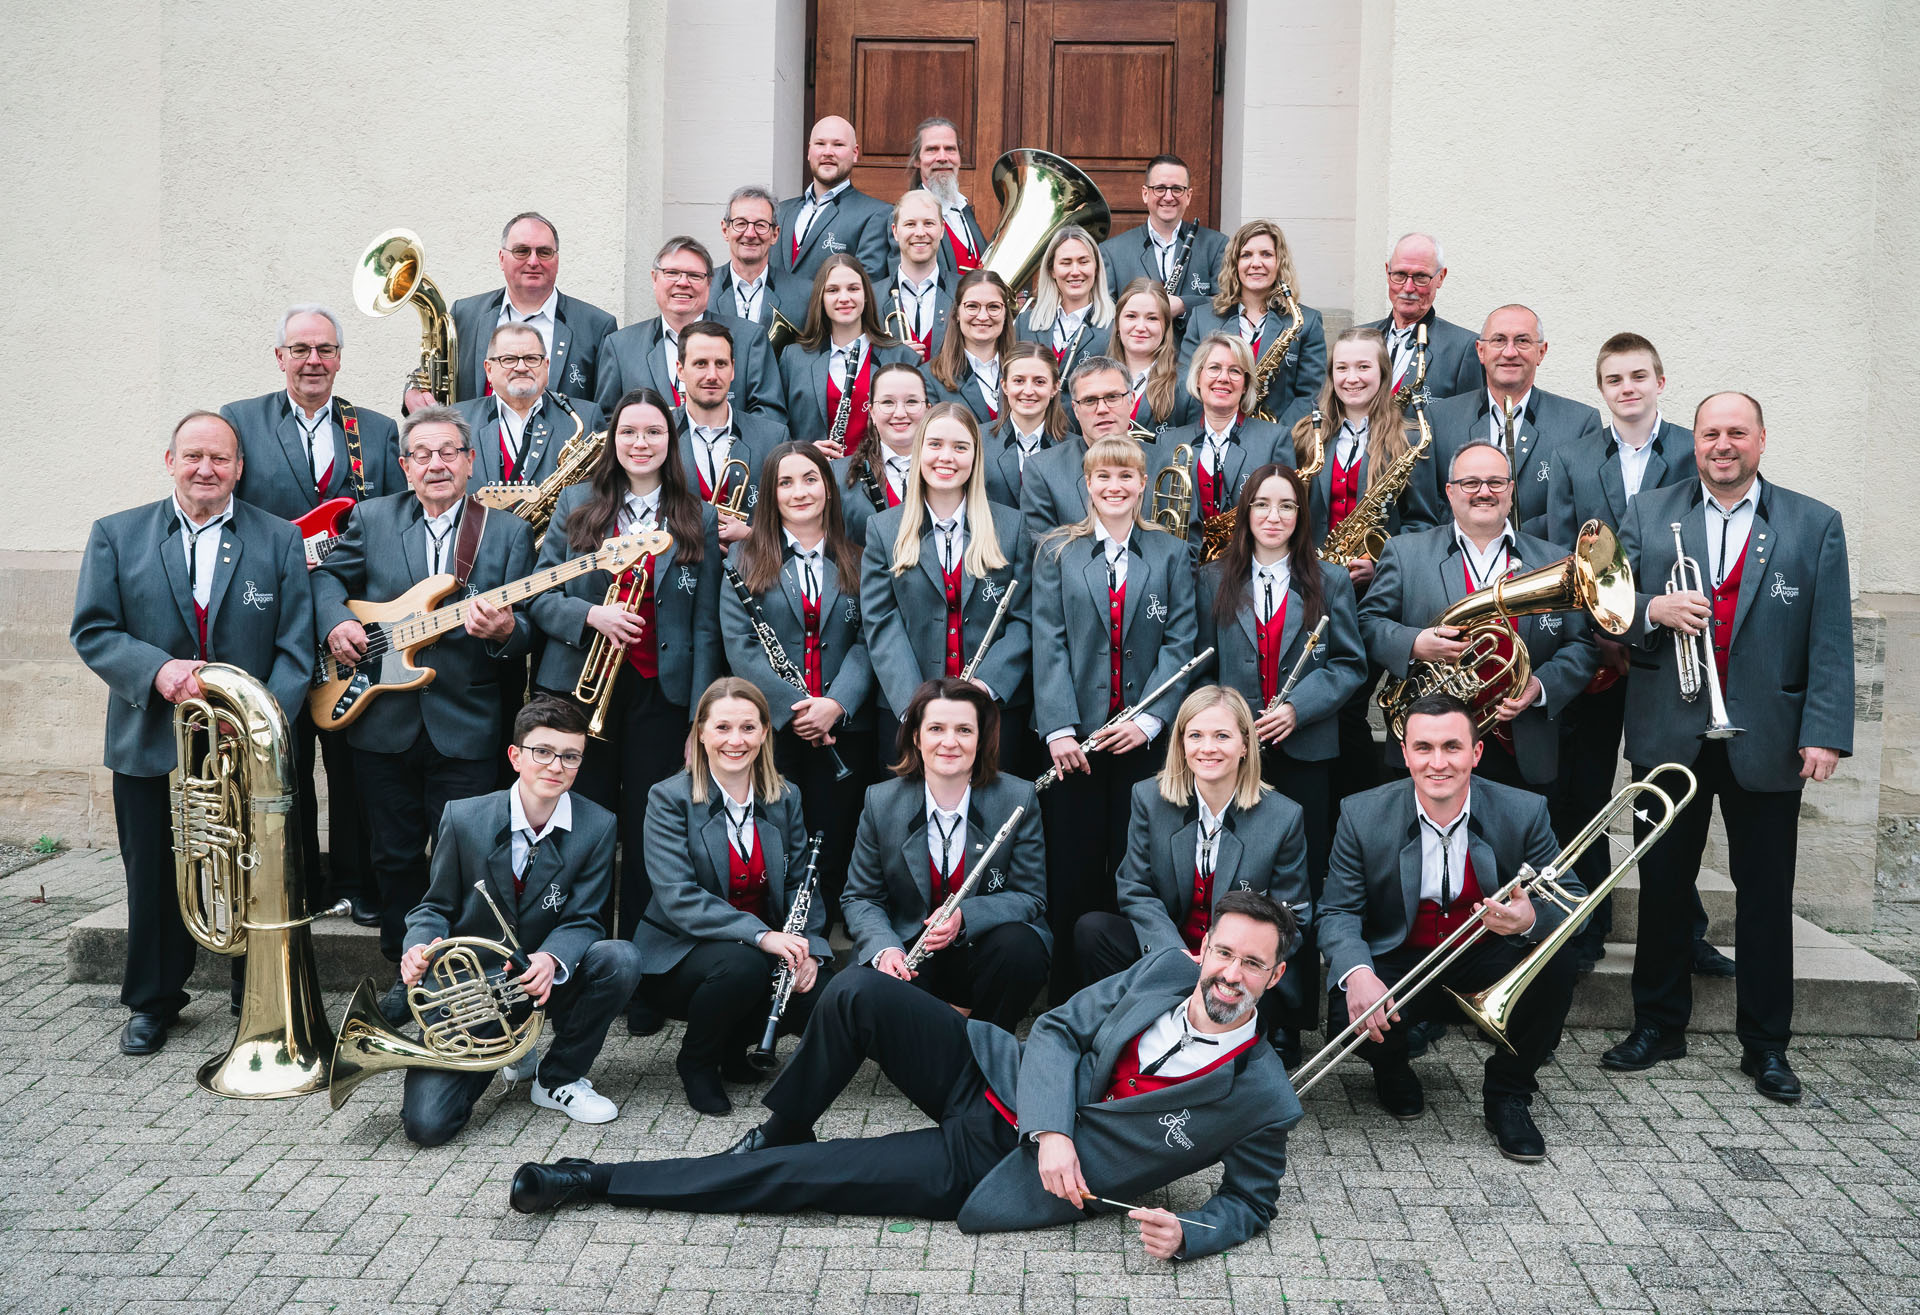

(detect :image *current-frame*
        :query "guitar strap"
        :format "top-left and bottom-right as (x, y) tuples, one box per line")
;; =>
(452, 496), (489, 588)
(336, 398), (370, 501)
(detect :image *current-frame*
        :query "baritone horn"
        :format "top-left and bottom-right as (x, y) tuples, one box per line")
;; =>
(980, 149), (1112, 294)
(172, 663), (346, 1098)
(354, 228), (459, 404)
(1152, 444), (1195, 539)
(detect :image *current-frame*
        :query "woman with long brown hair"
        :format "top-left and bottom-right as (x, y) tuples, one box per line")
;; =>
(778, 252), (919, 456)
(928, 268), (1016, 424)
(980, 341), (1071, 510)
(1105, 277), (1195, 439)
(1178, 219), (1327, 421)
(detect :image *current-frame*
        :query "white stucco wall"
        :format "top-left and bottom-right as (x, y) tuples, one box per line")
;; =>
(1350, 0), (1912, 591)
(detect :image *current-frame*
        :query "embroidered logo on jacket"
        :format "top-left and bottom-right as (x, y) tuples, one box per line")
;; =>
(242, 581), (274, 610)
(1771, 572), (1798, 604)
(985, 868), (1005, 892)
(1537, 613), (1563, 635)
(677, 566), (698, 594)
(1160, 1108), (1194, 1150)
(568, 363), (587, 388)
(1146, 594), (1168, 622)
(980, 577), (1005, 602)
(822, 233), (846, 255)
(540, 884), (566, 912)
(842, 597), (859, 623)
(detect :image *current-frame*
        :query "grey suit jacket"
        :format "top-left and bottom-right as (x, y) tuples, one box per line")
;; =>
(1100, 222), (1229, 320)
(1197, 560), (1366, 762)
(859, 501), (1032, 718)
(633, 771), (826, 972)
(1361, 310), (1484, 402)
(1617, 479), (1853, 793)
(873, 272), (954, 362)
(1019, 435), (1091, 544)
(593, 312), (785, 420)
(713, 263), (811, 334)
(930, 202), (988, 283)
(1178, 301), (1327, 422)
(677, 407), (789, 518)
(929, 368), (998, 426)
(1543, 420), (1694, 549)
(528, 486), (722, 708)
(456, 392), (605, 489)
(956, 949), (1300, 1258)
(223, 392), (406, 521)
(312, 492), (536, 760)
(840, 773), (1049, 962)
(981, 421), (1062, 511)
(1012, 310), (1106, 386)
(1358, 524), (1597, 783)
(777, 341), (923, 443)
(403, 788), (613, 977)
(450, 289), (618, 406)
(1030, 526), (1198, 738)
(829, 454), (894, 549)
(1318, 776), (1569, 987)
(1114, 782), (1311, 958)
(72, 498), (314, 777)
(776, 184), (894, 285)
(1408, 386), (1604, 538)
(720, 540), (873, 732)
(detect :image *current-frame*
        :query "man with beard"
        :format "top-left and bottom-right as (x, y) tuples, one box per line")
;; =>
(510, 891), (1303, 1262)
(455, 323), (606, 489)
(905, 117), (986, 281)
(777, 116), (892, 285)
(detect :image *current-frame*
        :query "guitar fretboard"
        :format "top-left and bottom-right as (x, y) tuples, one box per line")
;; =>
(387, 554), (608, 650)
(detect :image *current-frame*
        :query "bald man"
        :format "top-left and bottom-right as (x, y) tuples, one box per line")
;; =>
(1361, 233), (1483, 403)
(1407, 304), (1602, 537)
(776, 116), (893, 287)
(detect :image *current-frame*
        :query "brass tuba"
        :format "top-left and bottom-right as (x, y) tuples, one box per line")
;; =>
(172, 663), (345, 1098)
(354, 228), (459, 404)
(1377, 519), (1635, 739)
(980, 149), (1112, 295)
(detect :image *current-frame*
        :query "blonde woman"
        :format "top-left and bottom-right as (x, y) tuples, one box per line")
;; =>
(1149, 331), (1295, 550)
(1013, 225), (1116, 382)
(1179, 219), (1327, 421)
(1105, 277), (1195, 438)
(634, 677), (827, 1115)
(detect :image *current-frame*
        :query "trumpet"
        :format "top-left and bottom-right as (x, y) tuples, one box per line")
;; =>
(1152, 444), (1195, 539)
(1667, 522), (1744, 739)
(1291, 763), (1699, 1096)
(575, 555), (660, 739)
(712, 456), (751, 522)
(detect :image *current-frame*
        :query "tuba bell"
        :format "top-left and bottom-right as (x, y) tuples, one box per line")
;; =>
(354, 228), (459, 404)
(172, 664), (345, 1098)
(980, 149), (1112, 295)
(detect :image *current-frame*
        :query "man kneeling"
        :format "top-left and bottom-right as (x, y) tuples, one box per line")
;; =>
(512, 891), (1302, 1260)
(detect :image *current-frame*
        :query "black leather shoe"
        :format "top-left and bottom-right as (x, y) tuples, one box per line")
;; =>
(677, 1061), (731, 1115)
(348, 898), (382, 928)
(509, 1157), (598, 1214)
(627, 1003), (666, 1037)
(378, 979), (412, 1028)
(1740, 1049), (1803, 1103)
(119, 1012), (170, 1055)
(1269, 1026), (1302, 1071)
(1373, 1062), (1424, 1119)
(1600, 1025), (1687, 1071)
(1404, 1019), (1446, 1059)
(1692, 941), (1737, 978)
(721, 1050), (768, 1084)
(1484, 1095), (1547, 1162)
(726, 1122), (817, 1155)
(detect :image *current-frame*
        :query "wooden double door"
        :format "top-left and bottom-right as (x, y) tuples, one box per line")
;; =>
(810, 0), (1223, 239)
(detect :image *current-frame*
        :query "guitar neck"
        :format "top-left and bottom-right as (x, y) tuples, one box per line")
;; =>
(389, 553), (603, 650)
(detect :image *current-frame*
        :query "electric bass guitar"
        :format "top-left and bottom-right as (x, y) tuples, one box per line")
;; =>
(309, 529), (670, 730)
(293, 497), (358, 569)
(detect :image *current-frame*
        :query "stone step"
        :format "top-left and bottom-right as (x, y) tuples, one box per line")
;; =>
(1606, 866), (1737, 943)
(67, 902), (392, 992)
(1564, 916), (1918, 1038)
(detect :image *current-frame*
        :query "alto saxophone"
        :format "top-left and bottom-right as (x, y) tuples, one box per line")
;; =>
(473, 395), (597, 544)
(1319, 391), (1432, 567)
(1250, 281), (1306, 421)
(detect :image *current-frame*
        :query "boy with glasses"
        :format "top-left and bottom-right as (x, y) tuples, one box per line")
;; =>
(398, 695), (641, 1145)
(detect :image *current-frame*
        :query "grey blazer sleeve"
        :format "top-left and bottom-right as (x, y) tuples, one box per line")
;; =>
(688, 524), (725, 698)
(839, 785), (903, 962)
(1173, 1113), (1295, 1261)
(1617, 496), (1663, 650)
(1013, 959), (1150, 1137)
(718, 558), (800, 731)
(263, 528), (318, 726)
(1356, 537), (1420, 675)
(1142, 535), (1200, 725)
(643, 779), (781, 946)
(737, 327), (787, 421)
(1115, 789), (1185, 953)
(1284, 568), (1365, 729)
(1269, 803), (1312, 936)
(528, 494), (596, 649)
(403, 806), (466, 954)
(70, 520), (174, 712)
(971, 515), (1033, 704)
(858, 525), (918, 719)
(1514, 791), (1573, 939)
(486, 516), (537, 662)
(853, 208), (892, 285)
(309, 502), (366, 642)
(1028, 537), (1079, 737)
(537, 820), (615, 974)
(1800, 505), (1854, 754)
(1315, 806), (1374, 986)
(1285, 311), (1328, 414)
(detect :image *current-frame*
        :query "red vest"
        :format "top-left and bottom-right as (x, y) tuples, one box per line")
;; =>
(1196, 456), (1221, 520)
(946, 222), (981, 272)
(1107, 577), (1127, 713)
(1179, 863), (1214, 953)
(620, 559), (660, 679)
(1407, 846), (1482, 950)
(800, 588), (824, 696)
(1329, 453), (1361, 530)
(942, 558), (965, 676)
(499, 423), (519, 482)
(1103, 1028), (1260, 1103)
(1255, 592), (1289, 706)
(929, 850), (965, 908)
(727, 829), (770, 923)
(1710, 534), (1748, 685)
(886, 474), (903, 508)
(193, 600), (209, 661)
(825, 351), (874, 450)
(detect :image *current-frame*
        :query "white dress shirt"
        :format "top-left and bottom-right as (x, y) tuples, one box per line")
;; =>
(172, 496), (235, 608)
(1612, 415), (1662, 501)
(1385, 323), (1417, 385)
(1454, 527), (1514, 591)
(1194, 794), (1227, 882)
(1200, 420), (1237, 479)
(928, 503), (969, 571)
(1009, 426), (1044, 473)
(1251, 556), (1291, 624)
(691, 416), (735, 492)
(1336, 417), (1369, 468)
(1146, 222), (1179, 283)
(969, 353), (1001, 412)
(924, 784), (971, 876)
(508, 781), (574, 983)
(658, 324), (682, 399)
(618, 488), (661, 536)
(784, 529), (825, 602)
(730, 266), (769, 322)
(423, 502), (462, 575)
(1053, 307), (1087, 355)
(1130, 1001), (1259, 1081)
(1486, 389), (1534, 451)
(495, 395), (543, 471)
(498, 288), (559, 357)
(883, 451), (912, 501)
(829, 336), (869, 388)
(943, 198), (976, 255)
(894, 270), (938, 339)
(1702, 475), (1763, 588)
(288, 393), (335, 487)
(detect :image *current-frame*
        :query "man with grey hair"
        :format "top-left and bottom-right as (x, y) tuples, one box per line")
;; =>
(1019, 356), (1142, 543)
(222, 304), (404, 928)
(441, 211), (618, 407)
(313, 403), (537, 1011)
(1408, 304), (1603, 538)
(1362, 233), (1483, 402)
(714, 185), (806, 334)
(905, 116), (985, 280)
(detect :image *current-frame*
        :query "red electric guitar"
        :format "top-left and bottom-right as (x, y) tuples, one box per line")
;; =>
(293, 497), (358, 569)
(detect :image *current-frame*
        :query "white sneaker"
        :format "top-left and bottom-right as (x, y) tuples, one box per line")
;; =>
(499, 1051), (539, 1086)
(532, 1075), (619, 1124)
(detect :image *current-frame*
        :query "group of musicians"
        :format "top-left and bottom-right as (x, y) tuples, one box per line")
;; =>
(71, 113), (1855, 1261)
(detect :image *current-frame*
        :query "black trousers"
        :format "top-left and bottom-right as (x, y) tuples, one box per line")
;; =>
(606, 967), (1019, 1218)
(1039, 741), (1157, 995)
(1074, 911), (1293, 1033)
(494, 655), (530, 788)
(401, 938), (642, 1147)
(1329, 932), (1578, 1102)
(774, 725), (874, 925)
(551, 674), (687, 938)
(114, 772), (197, 1018)
(908, 922), (1051, 1033)
(1630, 743), (1800, 1049)
(293, 709), (370, 908)
(353, 733), (496, 961)
(643, 939), (835, 1070)
(1260, 750), (1331, 1027)
(1331, 664), (1383, 803)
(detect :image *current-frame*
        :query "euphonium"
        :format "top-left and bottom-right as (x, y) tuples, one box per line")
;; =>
(575, 557), (656, 740)
(1250, 282), (1306, 421)
(1151, 444), (1195, 538)
(473, 398), (596, 544)
(172, 663), (344, 1098)
(329, 880), (545, 1109)
(1377, 519), (1635, 738)
(354, 228), (459, 403)
(979, 148), (1112, 293)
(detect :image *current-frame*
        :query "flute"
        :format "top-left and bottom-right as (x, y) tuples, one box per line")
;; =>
(903, 806), (1027, 972)
(1264, 616), (1329, 715)
(1034, 647), (1216, 792)
(960, 579), (1020, 683)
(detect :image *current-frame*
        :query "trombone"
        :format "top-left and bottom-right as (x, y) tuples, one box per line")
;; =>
(1151, 444), (1195, 538)
(1667, 521), (1743, 739)
(1290, 762), (1699, 1097)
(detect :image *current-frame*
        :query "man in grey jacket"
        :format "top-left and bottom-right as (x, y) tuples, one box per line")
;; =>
(510, 892), (1303, 1263)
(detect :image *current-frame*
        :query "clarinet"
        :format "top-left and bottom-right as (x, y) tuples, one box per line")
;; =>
(1162, 221), (1196, 300)
(856, 457), (888, 511)
(1263, 616), (1329, 716)
(725, 564), (852, 780)
(1034, 647), (1216, 792)
(825, 350), (858, 453)
(747, 831), (825, 1073)
(903, 807), (1027, 972)
(960, 579), (1020, 682)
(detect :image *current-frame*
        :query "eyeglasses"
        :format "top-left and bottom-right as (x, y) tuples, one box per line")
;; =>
(1256, 500), (1300, 515)
(617, 426), (672, 442)
(724, 218), (776, 235)
(404, 445), (470, 465)
(1450, 477), (1513, 494)
(871, 397), (924, 413)
(1202, 943), (1273, 975)
(504, 244), (558, 262)
(518, 744), (585, 769)
(1200, 362), (1248, 381)
(1074, 390), (1132, 411)
(488, 353), (547, 370)
(654, 267), (711, 285)
(281, 343), (340, 360)
(1386, 270), (1436, 288)
(1145, 183), (1191, 197)
(1480, 335), (1540, 351)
